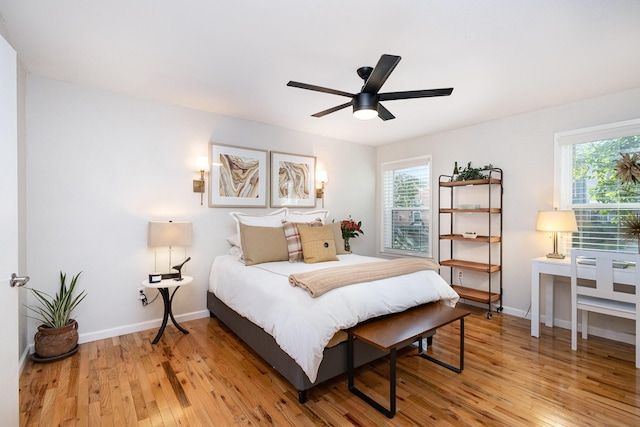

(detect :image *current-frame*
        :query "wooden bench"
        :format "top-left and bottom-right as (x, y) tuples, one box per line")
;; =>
(347, 302), (471, 418)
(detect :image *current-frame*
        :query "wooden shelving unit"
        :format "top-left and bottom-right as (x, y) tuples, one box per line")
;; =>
(438, 169), (503, 318)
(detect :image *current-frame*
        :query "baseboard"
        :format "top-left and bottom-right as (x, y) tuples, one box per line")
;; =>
(541, 316), (635, 345)
(77, 309), (211, 344)
(23, 309), (211, 359)
(457, 299), (635, 346)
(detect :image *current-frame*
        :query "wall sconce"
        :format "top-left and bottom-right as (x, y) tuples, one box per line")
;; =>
(148, 220), (193, 276)
(536, 209), (578, 259)
(193, 156), (209, 206)
(316, 170), (328, 208)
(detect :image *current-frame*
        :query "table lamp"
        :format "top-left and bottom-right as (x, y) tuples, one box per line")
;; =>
(536, 209), (578, 259)
(148, 220), (192, 277)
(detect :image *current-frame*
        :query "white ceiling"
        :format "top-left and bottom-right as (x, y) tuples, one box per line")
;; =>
(1, 0), (640, 146)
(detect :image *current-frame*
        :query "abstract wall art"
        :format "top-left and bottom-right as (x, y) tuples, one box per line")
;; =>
(270, 152), (316, 208)
(209, 143), (268, 207)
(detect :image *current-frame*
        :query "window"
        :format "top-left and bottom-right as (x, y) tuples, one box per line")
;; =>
(381, 156), (431, 257)
(556, 119), (640, 253)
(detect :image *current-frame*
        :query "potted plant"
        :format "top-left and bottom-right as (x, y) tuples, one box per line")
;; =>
(25, 271), (86, 361)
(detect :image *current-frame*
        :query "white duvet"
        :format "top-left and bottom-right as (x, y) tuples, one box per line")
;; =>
(209, 254), (459, 383)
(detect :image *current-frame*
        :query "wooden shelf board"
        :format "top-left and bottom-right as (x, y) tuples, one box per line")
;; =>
(440, 259), (501, 273)
(451, 285), (501, 303)
(440, 234), (501, 243)
(440, 178), (501, 187)
(440, 208), (501, 214)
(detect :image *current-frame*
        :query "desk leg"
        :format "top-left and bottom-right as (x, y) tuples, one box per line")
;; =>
(151, 286), (189, 344)
(531, 265), (540, 337)
(543, 274), (554, 328)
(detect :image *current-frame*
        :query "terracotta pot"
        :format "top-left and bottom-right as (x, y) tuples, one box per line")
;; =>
(33, 319), (78, 358)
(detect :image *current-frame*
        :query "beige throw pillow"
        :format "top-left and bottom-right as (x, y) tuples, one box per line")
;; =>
(298, 224), (338, 263)
(239, 223), (289, 266)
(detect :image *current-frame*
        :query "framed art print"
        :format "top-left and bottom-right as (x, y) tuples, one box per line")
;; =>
(270, 151), (316, 208)
(209, 143), (268, 207)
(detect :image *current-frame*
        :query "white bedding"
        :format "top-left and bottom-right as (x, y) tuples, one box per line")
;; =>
(209, 254), (459, 383)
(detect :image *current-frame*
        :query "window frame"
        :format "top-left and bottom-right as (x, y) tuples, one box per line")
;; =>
(380, 155), (432, 258)
(554, 118), (640, 253)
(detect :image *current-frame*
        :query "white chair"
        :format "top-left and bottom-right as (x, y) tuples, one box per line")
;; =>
(570, 249), (640, 368)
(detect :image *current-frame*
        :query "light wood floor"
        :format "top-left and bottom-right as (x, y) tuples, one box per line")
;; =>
(19, 304), (640, 426)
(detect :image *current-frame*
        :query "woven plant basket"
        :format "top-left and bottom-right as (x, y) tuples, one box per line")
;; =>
(33, 319), (78, 358)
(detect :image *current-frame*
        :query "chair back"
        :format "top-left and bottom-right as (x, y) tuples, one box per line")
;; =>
(570, 249), (639, 305)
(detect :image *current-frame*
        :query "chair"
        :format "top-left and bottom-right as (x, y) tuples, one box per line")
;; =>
(570, 249), (640, 368)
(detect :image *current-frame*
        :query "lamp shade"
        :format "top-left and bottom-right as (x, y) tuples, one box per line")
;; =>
(316, 170), (328, 183)
(195, 156), (209, 172)
(536, 210), (578, 232)
(148, 221), (193, 247)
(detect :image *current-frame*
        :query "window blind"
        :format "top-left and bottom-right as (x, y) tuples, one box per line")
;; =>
(381, 156), (431, 256)
(556, 119), (640, 253)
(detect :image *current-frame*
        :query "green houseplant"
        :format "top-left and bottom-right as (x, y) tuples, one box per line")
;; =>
(25, 271), (86, 360)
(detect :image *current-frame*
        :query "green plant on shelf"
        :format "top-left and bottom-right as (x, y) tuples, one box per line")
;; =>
(453, 162), (494, 182)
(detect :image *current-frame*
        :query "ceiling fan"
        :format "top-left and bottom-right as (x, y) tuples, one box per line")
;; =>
(287, 54), (453, 121)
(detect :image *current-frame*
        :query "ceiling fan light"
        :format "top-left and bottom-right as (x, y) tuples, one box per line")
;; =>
(353, 107), (378, 120)
(353, 93), (378, 120)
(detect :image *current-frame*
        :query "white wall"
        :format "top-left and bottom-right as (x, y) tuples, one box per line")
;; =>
(377, 87), (640, 333)
(24, 76), (376, 346)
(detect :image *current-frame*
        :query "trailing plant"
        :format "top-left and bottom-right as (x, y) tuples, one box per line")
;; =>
(453, 162), (494, 182)
(25, 271), (86, 328)
(615, 152), (640, 253)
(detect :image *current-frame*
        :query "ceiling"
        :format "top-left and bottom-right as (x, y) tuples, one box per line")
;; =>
(1, 0), (640, 146)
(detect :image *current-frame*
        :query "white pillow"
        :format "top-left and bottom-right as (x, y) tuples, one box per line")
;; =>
(287, 210), (330, 224)
(226, 233), (241, 248)
(230, 208), (289, 236)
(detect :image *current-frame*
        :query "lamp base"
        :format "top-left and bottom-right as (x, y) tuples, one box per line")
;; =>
(546, 252), (565, 259)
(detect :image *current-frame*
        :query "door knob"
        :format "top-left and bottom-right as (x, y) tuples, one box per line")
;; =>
(9, 273), (29, 287)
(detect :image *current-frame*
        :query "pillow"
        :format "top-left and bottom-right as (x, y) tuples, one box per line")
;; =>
(230, 208), (289, 236)
(297, 224), (338, 264)
(239, 223), (289, 266)
(282, 219), (322, 262)
(287, 210), (330, 224)
(228, 245), (243, 257)
(329, 221), (350, 254)
(226, 233), (241, 248)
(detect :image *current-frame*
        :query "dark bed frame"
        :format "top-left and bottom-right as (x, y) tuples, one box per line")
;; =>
(207, 291), (434, 403)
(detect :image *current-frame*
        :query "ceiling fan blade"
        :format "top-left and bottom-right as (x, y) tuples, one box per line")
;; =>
(377, 103), (395, 121)
(379, 88), (453, 101)
(362, 54), (401, 94)
(311, 101), (353, 118)
(287, 81), (354, 98)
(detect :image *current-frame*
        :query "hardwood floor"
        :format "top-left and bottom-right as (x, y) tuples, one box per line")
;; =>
(20, 304), (640, 426)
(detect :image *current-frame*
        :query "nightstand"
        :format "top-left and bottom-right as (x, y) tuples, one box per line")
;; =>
(142, 276), (193, 344)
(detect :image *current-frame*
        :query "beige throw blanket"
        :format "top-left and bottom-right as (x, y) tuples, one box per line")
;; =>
(289, 258), (440, 297)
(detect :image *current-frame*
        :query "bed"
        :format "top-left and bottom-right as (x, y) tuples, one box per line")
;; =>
(207, 208), (459, 402)
(207, 252), (459, 402)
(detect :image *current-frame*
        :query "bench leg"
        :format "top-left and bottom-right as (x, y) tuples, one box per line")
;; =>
(348, 335), (397, 418)
(418, 317), (465, 373)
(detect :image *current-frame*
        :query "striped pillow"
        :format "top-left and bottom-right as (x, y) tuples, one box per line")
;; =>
(282, 218), (322, 262)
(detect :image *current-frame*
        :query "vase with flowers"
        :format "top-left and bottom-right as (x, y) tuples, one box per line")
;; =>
(340, 216), (364, 252)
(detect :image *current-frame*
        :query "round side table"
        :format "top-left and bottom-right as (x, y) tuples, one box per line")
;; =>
(142, 276), (193, 344)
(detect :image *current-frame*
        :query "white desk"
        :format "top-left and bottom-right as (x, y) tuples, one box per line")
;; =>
(142, 276), (193, 344)
(531, 257), (635, 337)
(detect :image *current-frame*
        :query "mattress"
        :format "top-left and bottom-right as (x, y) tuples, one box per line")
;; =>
(209, 253), (459, 382)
